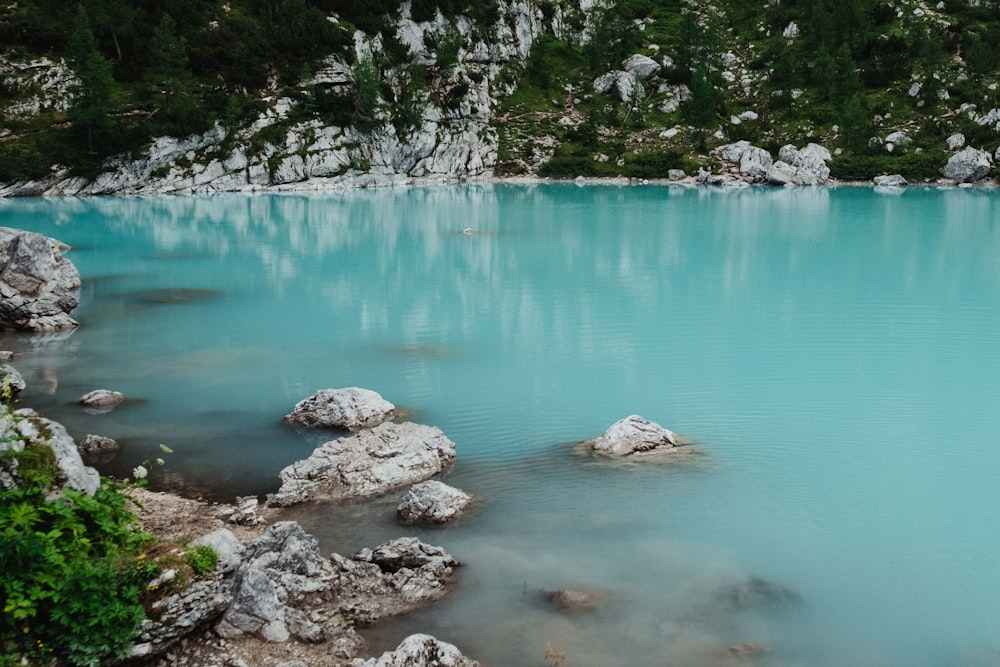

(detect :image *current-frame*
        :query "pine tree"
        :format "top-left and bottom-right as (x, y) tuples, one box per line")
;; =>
(67, 4), (116, 152)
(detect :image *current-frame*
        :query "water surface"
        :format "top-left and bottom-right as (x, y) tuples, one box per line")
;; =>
(2, 184), (999, 666)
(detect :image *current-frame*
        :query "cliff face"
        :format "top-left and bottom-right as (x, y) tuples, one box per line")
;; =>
(1, 0), (999, 195)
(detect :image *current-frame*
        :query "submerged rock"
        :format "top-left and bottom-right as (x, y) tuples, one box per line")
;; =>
(284, 387), (396, 431)
(545, 588), (611, 613)
(713, 576), (802, 611)
(269, 421), (457, 506)
(77, 433), (119, 457)
(587, 414), (685, 458)
(397, 480), (474, 526)
(0, 227), (80, 332)
(355, 634), (479, 667)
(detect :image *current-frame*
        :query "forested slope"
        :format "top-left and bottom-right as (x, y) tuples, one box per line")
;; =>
(1, 0), (999, 189)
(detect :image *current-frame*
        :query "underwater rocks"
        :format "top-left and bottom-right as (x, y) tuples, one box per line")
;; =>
(285, 387), (396, 431)
(545, 588), (612, 613)
(397, 480), (474, 526)
(0, 227), (80, 332)
(587, 414), (687, 459)
(269, 421), (457, 506)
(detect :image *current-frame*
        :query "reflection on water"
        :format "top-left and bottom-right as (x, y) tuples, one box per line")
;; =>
(2, 184), (1000, 666)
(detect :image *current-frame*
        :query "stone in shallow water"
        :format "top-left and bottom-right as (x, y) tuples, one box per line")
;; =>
(0, 227), (80, 332)
(355, 633), (479, 667)
(713, 576), (802, 611)
(545, 588), (611, 613)
(77, 388), (125, 412)
(268, 421), (457, 506)
(284, 386), (395, 431)
(588, 414), (686, 458)
(397, 480), (473, 526)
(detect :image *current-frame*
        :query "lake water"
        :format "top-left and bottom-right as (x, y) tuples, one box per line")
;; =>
(2, 184), (1000, 666)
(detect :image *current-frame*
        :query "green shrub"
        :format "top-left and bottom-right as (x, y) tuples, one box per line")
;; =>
(623, 150), (688, 178)
(828, 151), (947, 181)
(184, 545), (218, 576)
(538, 156), (601, 178)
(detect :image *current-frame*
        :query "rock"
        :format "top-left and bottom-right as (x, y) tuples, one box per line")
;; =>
(668, 169), (686, 181)
(592, 70), (645, 103)
(397, 480), (473, 526)
(947, 133), (966, 150)
(269, 422), (457, 506)
(767, 143), (831, 185)
(726, 641), (768, 660)
(77, 434), (119, 456)
(710, 142), (772, 183)
(714, 576), (802, 611)
(884, 131), (912, 148)
(284, 387), (395, 431)
(354, 634), (479, 667)
(0, 409), (99, 495)
(588, 415), (684, 458)
(78, 389), (125, 412)
(941, 147), (993, 183)
(622, 54), (660, 80)
(226, 495), (264, 527)
(545, 589), (610, 613)
(129, 577), (234, 660)
(873, 174), (907, 187)
(0, 227), (80, 332)
(0, 364), (25, 394)
(191, 528), (246, 574)
(333, 538), (460, 624)
(217, 522), (334, 644)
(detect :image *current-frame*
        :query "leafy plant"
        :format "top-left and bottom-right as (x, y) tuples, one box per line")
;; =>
(184, 544), (218, 576)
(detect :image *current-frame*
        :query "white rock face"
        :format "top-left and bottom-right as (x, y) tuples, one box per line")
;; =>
(710, 141), (773, 183)
(269, 422), (457, 505)
(0, 57), (77, 119)
(0, 409), (99, 495)
(590, 415), (683, 458)
(941, 147), (993, 183)
(284, 387), (395, 431)
(767, 143), (832, 185)
(593, 70), (645, 103)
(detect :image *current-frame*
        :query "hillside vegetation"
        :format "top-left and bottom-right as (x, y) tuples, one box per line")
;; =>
(2, 0), (1000, 185)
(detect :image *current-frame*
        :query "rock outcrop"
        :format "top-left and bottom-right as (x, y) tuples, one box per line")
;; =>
(941, 147), (993, 183)
(332, 538), (461, 624)
(269, 422), (457, 506)
(284, 387), (395, 431)
(587, 414), (685, 459)
(354, 634), (480, 667)
(873, 174), (907, 187)
(0, 228), (80, 332)
(397, 480), (474, 526)
(78, 389), (126, 412)
(0, 408), (99, 495)
(767, 143), (832, 186)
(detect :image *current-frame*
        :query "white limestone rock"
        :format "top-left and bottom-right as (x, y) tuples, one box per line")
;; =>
(397, 480), (474, 526)
(941, 147), (992, 183)
(946, 133), (966, 150)
(873, 174), (907, 187)
(78, 389), (125, 412)
(0, 409), (99, 495)
(622, 54), (661, 80)
(269, 422), (457, 505)
(589, 415), (683, 458)
(284, 387), (395, 431)
(0, 228), (80, 332)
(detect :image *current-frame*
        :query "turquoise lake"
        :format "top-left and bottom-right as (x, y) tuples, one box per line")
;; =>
(2, 184), (999, 666)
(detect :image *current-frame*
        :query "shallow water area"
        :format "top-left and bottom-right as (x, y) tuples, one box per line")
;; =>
(3, 184), (1000, 666)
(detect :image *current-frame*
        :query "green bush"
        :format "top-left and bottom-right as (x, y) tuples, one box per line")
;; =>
(828, 151), (947, 181)
(622, 151), (688, 178)
(185, 545), (218, 576)
(538, 155), (601, 178)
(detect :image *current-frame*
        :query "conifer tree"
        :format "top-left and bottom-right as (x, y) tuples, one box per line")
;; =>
(67, 4), (116, 152)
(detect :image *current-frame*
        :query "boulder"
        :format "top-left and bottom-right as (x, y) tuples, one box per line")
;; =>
(0, 409), (99, 495)
(588, 415), (684, 458)
(884, 131), (912, 149)
(216, 522), (334, 644)
(128, 577), (234, 661)
(77, 434), (119, 456)
(78, 389), (125, 412)
(284, 387), (395, 431)
(946, 133), (966, 150)
(622, 54), (661, 80)
(941, 147), (992, 183)
(873, 174), (907, 187)
(592, 71), (645, 103)
(191, 528), (245, 574)
(0, 228), (81, 332)
(355, 634), (479, 667)
(269, 421), (457, 506)
(0, 363), (25, 394)
(397, 480), (474, 526)
(767, 143), (831, 185)
(710, 141), (772, 183)
(332, 537), (461, 624)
